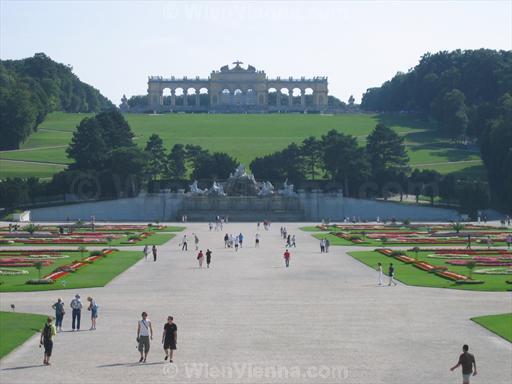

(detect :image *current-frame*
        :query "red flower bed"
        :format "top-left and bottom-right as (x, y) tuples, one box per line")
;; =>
(395, 255), (416, 264)
(435, 270), (470, 281)
(42, 249), (111, 281)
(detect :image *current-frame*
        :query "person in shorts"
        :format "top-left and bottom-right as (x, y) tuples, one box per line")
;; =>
(162, 316), (177, 363)
(137, 312), (153, 363)
(451, 344), (477, 383)
(283, 249), (291, 268)
(40, 317), (56, 365)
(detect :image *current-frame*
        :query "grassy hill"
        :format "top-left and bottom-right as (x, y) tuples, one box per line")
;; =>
(0, 112), (484, 179)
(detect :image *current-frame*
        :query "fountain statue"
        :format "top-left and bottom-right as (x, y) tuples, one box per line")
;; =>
(189, 180), (205, 195)
(258, 181), (275, 196)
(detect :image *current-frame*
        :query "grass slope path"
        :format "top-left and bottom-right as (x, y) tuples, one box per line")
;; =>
(0, 223), (510, 383)
(0, 311), (48, 359)
(0, 112), (483, 179)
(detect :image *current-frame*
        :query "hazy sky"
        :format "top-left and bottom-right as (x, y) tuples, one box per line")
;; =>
(1, 1), (511, 104)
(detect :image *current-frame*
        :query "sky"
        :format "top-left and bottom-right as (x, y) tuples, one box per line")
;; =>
(1, 0), (511, 105)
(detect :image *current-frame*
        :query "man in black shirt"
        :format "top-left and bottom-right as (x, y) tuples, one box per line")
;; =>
(451, 344), (477, 384)
(162, 316), (177, 363)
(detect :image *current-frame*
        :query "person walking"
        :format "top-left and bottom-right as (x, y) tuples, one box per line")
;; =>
(197, 250), (204, 268)
(255, 233), (260, 248)
(152, 245), (157, 262)
(208, 222), (213, 231)
(162, 316), (177, 363)
(52, 298), (65, 332)
(320, 239), (325, 253)
(283, 249), (291, 268)
(506, 234), (512, 250)
(234, 236), (239, 252)
(137, 312), (153, 363)
(70, 294), (82, 331)
(388, 263), (397, 286)
(377, 262), (383, 286)
(143, 245), (149, 261)
(87, 296), (98, 330)
(466, 235), (471, 250)
(40, 317), (57, 366)
(206, 249), (212, 268)
(194, 233), (199, 250)
(325, 238), (330, 253)
(181, 235), (188, 251)
(291, 235), (296, 248)
(238, 233), (244, 248)
(286, 234), (291, 247)
(450, 344), (477, 384)
(224, 233), (229, 248)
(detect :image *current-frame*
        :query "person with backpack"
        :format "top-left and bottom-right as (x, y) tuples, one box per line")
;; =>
(51, 298), (65, 332)
(70, 294), (83, 331)
(87, 296), (98, 330)
(40, 317), (56, 365)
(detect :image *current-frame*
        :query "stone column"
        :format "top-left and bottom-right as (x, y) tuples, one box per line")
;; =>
(183, 89), (188, 106)
(276, 90), (281, 107)
(300, 89), (305, 107)
(195, 91), (200, 106)
(288, 89), (293, 107)
(171, 89), (176, 107)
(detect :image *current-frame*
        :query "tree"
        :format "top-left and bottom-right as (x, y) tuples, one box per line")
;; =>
(366, 123), (409, 194)
(144, 134), (167, 180)
(348, 95), (355, 106)
(67, 117), (109, 170)
(466, 260), (476, 279)
(437, 89), (469, 139)
(452, 222), (464, 234)
(34, 261), (44, 280)
(191, 151), (238, 180)
(23, 223), (40, 235)
(300, 137), (322, 180)
(109, 146), (147, 196)
(94, 109), (134, 149)
(166, 144), (187, 179)
(321, 130), (369, 196)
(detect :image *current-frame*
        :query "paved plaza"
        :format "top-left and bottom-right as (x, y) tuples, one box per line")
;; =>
(0, 222), (511, 383)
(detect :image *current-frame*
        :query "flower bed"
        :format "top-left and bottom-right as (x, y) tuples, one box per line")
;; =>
(435, 270), (471, 281)
(41, 249), (112, 282)
(0, 268), (29, 276)
(413, 261), (446, 272)
(395, 255), (416, 264)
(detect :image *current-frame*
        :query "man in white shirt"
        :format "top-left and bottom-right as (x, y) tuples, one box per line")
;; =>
(137, 312), (153, 363)
(377, 262), (383, 286)
(70, 294), (83, 331)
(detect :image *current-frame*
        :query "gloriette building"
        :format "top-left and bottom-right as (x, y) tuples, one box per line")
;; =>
(147, 61), (328, 113)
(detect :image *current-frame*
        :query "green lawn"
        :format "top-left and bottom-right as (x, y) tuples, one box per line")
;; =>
(348, 250), (511, 291)
(0, 160), (67, 179)
(0, 311), (48, 359)
(0, 250), (143, 292)
(471, 313), (512, 342)
(0, 112), (483, 178)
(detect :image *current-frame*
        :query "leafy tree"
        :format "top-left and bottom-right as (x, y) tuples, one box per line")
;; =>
(300, 137), (322, 180)
(452, 222), (464, 234)
(110, 146), (147, 196)
(166, 144), (186, 179)
(23, 223), (40, 235)
(191, 152), (238, 180)
(434, 89), (469, 139)
(95, 109), (134, 149)
(321, 130), (369, 196)
(144, 134), (167, 180)
(366, 123), (409, 194)
(67, 117), (109, 170)
(34, 261), (44, 280)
